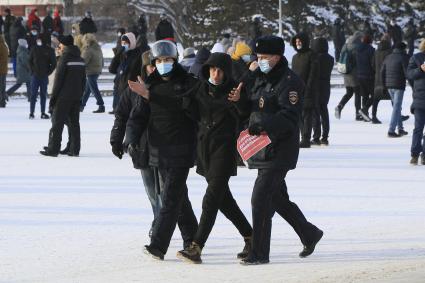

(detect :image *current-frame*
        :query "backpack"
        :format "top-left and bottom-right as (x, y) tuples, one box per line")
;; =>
(337, 45), (354, 74)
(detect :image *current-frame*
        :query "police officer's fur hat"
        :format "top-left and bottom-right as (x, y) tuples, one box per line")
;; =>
(254, 36), (285, 55)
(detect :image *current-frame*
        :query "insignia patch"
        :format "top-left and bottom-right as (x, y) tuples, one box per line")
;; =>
(259, 96), (265, 109)
(289, 91), (298, 105)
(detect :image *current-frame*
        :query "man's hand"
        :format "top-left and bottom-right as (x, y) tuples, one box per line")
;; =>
(248, 123), (264, 136)
(228, 82), (243, 102)
(249, 61), (259, 71)
(111, 143), (124, 159)
(128, 76), (150, 100)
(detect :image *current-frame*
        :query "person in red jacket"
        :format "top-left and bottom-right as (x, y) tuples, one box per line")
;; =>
(27, 9), (41, 31)
(53, 9), (64, 35)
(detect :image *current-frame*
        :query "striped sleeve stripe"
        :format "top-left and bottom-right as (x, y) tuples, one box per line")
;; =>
(67, 62), (86, 66)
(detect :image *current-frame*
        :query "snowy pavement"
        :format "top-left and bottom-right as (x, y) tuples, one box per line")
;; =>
(0, 89), (424, 283)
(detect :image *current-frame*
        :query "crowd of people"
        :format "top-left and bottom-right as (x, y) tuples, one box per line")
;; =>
(0, 8), (425, 265)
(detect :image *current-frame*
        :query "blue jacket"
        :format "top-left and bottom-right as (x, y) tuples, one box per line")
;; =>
(407, 52), (425, 111)
(356, 42), (375, 80)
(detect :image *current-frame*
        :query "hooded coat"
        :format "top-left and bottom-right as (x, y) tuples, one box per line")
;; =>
(291, 32), (318, 108)
(29, 39), (56, 79)
(154, 19), (174, 41)
(407, 39), (425, 111)
(191, 52), (246, 178)
(81, 33), (103, 75)
(312, 38), (334, 105)
(42, 13), (54, 34)
(342, 32), (363, 87)
(189, 47), (211, 78)
(356, 41), (375, 80)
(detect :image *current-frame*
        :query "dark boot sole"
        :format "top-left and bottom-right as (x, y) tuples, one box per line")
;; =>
(299, 230), (324, 258)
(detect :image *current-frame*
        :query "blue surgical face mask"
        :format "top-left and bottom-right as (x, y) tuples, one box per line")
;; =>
(123, 45), (129, 52)
(258, 59), (272, 74)
(208, 77), (221, 86)
(31, 31), (38, 36)
(241, 55), (251, 63)
(156, 62), (173, 76)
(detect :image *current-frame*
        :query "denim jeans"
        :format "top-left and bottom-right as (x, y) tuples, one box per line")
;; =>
(388, 88), (404, 133)
(411, 108), (425, 157)
(30, 76), (48, 114)
(7, 81), (31, 98)
(140, 167), (162, 220)
(81, 74), (104, 107)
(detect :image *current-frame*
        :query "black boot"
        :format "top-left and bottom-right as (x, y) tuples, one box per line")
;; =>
(410, 156), (419, 165)
(143, 245), (164, 261)
(41, 113), (50, 119)
(59, 144), (70, 155)
(299, 229), (323, 258)
(177, 242), (202, 264)
(371, 117), (382, 124)
(29, 113), (35, 119)
(299, 140), (311, 148)
(320, 138), (329, 146)
(310, 139), (321, 146)
(358, 109), (371, 122)
(40, 149), (58, 157)
(237, 237), (251, 259)
(93, 105), (105, 113)
(240, 254), (269, 265)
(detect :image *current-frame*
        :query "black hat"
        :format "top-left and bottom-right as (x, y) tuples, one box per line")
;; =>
(394, 41), (407, 50)
(254, 36), (285, 55)
(58, 35), (74, 46)
(201, 52), (233, 81)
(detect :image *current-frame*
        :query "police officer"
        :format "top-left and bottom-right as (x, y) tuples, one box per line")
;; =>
(40, 35), (86, 157)
(126, 40), (198, 260)
(240, 36), (323, 265)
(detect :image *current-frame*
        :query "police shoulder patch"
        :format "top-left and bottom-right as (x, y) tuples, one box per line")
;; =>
(289, 91), (299, 105)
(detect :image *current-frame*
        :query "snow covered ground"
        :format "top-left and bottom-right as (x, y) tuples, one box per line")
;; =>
(1, 87), (425, 283)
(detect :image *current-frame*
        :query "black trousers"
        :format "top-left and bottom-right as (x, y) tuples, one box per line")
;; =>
(301, 108), (314, 142)
(313, 103), (330, 140)
(358, 78), (374, 113)
(339, 86), (361, 114)
(251, 168), (318, 261)
(150, 167), (198, 254)
(48, 100), (80, 154)
(194, 176), (252, 248)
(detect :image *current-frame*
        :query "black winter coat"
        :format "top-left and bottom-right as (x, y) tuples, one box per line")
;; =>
(232, 59), (250, 83)
(125, 64), (199, 168)
(109, 47), (142, 96)
(246, 58), (304, 170)
(155, 20), (174, 41)
(407, 52), (425, 111)
(312, 38), (334, 105)
(331, 23), (345, 49)
(49, 46), (86, 109)
(190, 52), (247, 178)
(373, 40), (392, 100)
(110, 88), (150, 169)
(29, 44), (56, 79)
(42, 15), (53, 34)
(79, 17), (97, 35)
(388, 24), (403, 45)
(381, 49), (409, 90)
(356, 42), (375, 80)
(189, 47), (211, 78)
(9, 19), (26, 58)
(291, 33), (318, 109)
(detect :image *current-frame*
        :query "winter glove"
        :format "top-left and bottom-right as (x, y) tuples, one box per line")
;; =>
(127, 143), (139, 158)
(248, 123), (264, 136)
(111, 143), (124, 159)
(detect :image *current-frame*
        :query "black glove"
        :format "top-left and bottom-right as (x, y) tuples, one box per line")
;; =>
(111, 143), (124, 159)
(127, 143), (139, 158)
(248, 123), (263, 136)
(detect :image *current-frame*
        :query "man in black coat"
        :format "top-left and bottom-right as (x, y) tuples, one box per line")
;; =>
(40, 35), (86, 157)
(79, 11), (97, 35)
(29, 33), (56, 119)
(176, 52), (253, 264)
(404, 19), (417, 58)
(126, 40), (198, 260)
(3, 8), (15, 52)
(407, 39), (425, 165)
(381, 42), (409, 137)
(331, 18), (345, 62)
(387, 19), (403, 47)
(291, 32), (318, 148)
(240, 36), (323, 265)
(311, 38), (334, 145)
(42, 9), (54, 35)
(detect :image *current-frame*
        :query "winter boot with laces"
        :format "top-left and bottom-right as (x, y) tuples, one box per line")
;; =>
(237, 236), (251, 259)
(410, 156), (419, 165)
(177, 242), (202, 264)
(93, 105), (105, 113)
